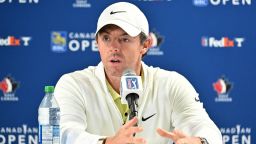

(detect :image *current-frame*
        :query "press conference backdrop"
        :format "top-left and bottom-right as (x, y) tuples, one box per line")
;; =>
(0, 0), (255, 144)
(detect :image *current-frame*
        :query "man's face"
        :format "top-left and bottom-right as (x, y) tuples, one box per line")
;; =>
(97, 25), (148, 77)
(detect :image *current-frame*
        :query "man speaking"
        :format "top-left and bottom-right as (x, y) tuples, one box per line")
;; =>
(54, 2), (222, 144)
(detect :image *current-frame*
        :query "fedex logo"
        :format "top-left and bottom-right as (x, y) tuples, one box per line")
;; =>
(0, 36), (31, 46)
(201, 37), (244, 48)
(126, 78), (139, 89)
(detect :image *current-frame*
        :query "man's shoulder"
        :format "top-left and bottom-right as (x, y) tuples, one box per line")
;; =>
(144, 65), (193, 93)
(60, 63), (104, 82)
(67, 66), (97, 77)
(144, 64), (181, 79)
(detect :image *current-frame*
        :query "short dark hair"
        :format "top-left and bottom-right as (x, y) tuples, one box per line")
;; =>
(96, 24), (149, 57)
(96, 24), (148, 44)
(139, 32), (148, 45)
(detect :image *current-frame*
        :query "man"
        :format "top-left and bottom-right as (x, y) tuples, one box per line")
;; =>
(54, 2), (222, 144)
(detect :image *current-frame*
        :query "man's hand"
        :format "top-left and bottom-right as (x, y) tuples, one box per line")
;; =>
(157, 128), (201, 144)
(105, 117), (146, 144)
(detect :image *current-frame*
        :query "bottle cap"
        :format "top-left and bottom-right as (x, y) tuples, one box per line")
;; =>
(44, 86), (54, 93)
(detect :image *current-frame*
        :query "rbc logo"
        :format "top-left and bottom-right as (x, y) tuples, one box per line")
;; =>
(51, 31), (97, 53)
(193, 0), (208, 6)
(126, 78), (139, 89)
(51, 31), (67, 53)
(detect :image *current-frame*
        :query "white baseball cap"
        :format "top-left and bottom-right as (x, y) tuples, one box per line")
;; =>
(96, 2), (149, 37)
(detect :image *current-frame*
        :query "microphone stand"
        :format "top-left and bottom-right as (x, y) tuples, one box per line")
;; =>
(126, 93), (139, 136)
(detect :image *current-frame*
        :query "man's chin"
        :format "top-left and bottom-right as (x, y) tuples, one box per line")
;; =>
(105, 67), (123, 77)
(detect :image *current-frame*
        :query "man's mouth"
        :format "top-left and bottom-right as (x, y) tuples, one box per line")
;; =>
(110, 59), (121, 63)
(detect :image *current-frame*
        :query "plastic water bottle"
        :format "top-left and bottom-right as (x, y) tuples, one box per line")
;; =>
(38, 86), (60, 144)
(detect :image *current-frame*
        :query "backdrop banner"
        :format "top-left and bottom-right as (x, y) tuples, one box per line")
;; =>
(0, 0), (255, 144)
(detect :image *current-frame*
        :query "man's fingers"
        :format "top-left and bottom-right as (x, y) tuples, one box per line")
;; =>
(156, 128), (175, 139)
(108, 118), (145, 144)
(123, 117), (138, 129)
(172, 129), (187, 138)
(157, 128), (190, 143)
(157, 128), (180, 142)
(127, 137), (146, 144)
(156, 128), (172, 138)
(125, 127), (143, 136)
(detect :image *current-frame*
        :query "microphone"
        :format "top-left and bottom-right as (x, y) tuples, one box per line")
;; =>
(120, 69), (143, 122)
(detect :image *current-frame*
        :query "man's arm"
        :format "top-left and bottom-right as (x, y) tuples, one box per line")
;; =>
(161, 72), (222, 143)
(157, 128), (206, 144)
(55, 74), (146, 144)
(105, 117), (146, 144)
(55, 74), (104, 144)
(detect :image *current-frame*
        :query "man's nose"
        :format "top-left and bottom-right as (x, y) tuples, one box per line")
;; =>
(110, 38), (120, 52)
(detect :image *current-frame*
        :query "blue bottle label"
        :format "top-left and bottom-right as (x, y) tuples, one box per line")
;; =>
(53, 125), (60, 144)
(38, 124), (60, 144)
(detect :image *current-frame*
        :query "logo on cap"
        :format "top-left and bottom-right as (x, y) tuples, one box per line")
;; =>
(110, 11), (126, 15)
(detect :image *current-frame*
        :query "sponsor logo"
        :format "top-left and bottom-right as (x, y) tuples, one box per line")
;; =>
(0, 0), (39, 4)
(51, 31), (97, 53)
(51, 31), (67, 53)
(213, 76), (233, 102)
(193, 0), (209, 6)
(148, 31), (164, 56)
(110, 11), (126, 15)
(220, 124), (251, 144)
(126, 78), (139, 89)
(142, 113), (156, 121)
(73, 0), (91, 8)
(193, 0), (251, 6)
(0, 36), (31, 47)
(201, 36), (245, 48)
(0, 76), (20, 102)
(0, 124), (38, 144)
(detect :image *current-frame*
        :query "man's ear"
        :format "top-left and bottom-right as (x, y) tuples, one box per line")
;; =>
(95, 34), (99, 43)
(141, 37), (152, 54)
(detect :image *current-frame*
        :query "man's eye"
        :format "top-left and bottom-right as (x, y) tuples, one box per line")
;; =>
(102, 35), (110, 41)
(120, 37), (130, 42)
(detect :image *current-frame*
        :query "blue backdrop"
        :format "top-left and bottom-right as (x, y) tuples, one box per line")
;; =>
(0, 0), (255, 144)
